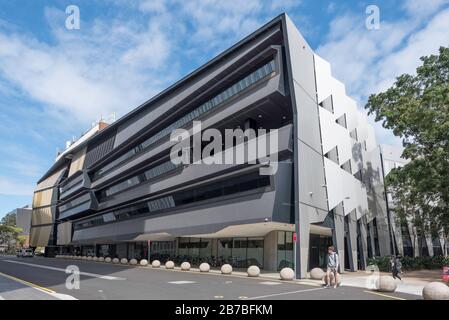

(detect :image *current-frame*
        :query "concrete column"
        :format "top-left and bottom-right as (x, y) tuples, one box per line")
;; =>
(368, 220), (376, 257)
(211, 239), (218, 258)
(263, 231), (278, 271)
(347, 210), (358, 271)
(358, 216), (368, 270)
(333, 208), (345, 273)
(296, 206), (310, 278)
(375, 216), (392, 257)
(390, 213), (404, 256)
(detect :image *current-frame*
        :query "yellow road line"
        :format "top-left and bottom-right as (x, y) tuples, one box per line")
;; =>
(0, 271), (55, 294)
(363, 290), (406, 300)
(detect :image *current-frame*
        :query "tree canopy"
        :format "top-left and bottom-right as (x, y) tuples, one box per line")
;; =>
(365, 46), (449, 238)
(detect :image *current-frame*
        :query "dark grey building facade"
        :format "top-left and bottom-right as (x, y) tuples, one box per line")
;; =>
(30, 14), (396, 278)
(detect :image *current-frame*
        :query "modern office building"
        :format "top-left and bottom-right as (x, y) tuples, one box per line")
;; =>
(30, 14), (397, 278)
(380, 145), (448, 257)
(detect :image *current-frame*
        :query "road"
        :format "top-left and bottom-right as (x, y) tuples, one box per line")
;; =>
(0, 255), (419, 300)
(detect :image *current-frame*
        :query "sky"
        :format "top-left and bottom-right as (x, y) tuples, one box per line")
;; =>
(1, 0), (449, 217)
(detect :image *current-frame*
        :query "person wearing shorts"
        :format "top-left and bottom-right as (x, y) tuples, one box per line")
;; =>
(325, 246), (339, 288)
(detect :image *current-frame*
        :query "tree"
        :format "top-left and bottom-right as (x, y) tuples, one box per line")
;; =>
(0, 225), (23, 252)
(1, 212), (16, 226)
(365, 46), (449, 253)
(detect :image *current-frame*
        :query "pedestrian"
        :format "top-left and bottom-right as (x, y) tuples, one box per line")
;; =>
(390, 255), (396, 277)
(325, 246), (339, 288)
(393, 255), (402, 280)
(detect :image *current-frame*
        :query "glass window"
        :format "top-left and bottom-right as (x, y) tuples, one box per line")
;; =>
(277, 231), (294, 270)
(247, 237), (264, 268)
(233, 238), (248, 268)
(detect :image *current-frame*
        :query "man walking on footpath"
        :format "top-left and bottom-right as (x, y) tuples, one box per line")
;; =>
(325, 246), (339, 288)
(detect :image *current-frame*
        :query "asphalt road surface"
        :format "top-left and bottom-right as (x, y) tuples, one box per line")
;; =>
(0, 255), (419, 300)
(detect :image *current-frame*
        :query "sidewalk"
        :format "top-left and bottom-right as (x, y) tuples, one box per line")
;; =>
(200, 268), (442, 296)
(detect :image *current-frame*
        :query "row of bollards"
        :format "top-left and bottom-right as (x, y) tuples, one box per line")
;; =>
(55, 255), (295, 280)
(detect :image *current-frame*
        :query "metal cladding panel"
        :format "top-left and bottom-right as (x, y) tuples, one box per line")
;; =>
(284, 14), (328, 213)
(113, 25), (282, 149)
(35, 167), (66, 191)
(293, 82), (322, 152)
(57, 221), (72, 245)
(298, 141), (328, 212)
(324, 157), (369, 219)
(73, 191), (278, 242)
(91, 75), (284, 189)
(83, 133), (116, 169)
(319, 106), (353, 165)
(284, 15), (316, 99)
(68, 147), (87, 177)
(31, 207), (53, 226)
(32, 188), (54, 208)
(97, 124), (292, 211)
(29, 225), (52, 247)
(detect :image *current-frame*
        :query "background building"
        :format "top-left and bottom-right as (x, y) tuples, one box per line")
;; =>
(380, 145), (448, 257)
(31, 14), (397, 277)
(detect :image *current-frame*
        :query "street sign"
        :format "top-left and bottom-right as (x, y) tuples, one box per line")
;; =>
(293, 232), (297, 242)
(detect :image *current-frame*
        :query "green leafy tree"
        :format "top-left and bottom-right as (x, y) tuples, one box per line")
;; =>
(365, 46), (449, 252)
(0, 225), (23, 253)
(1, 212), (16, 226)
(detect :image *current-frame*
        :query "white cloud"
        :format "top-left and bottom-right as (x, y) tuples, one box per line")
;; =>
(402, 0), (449, 19)
(0, 6), (176, 126)
(0, 176), (35, 196)
(317, 5), (449, 146)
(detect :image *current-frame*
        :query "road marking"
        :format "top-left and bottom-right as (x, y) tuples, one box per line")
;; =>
(214, 295), (224, 299)
(259, 281), (281, 286)
(0, 295), (5, 300)
(3, 260), (126, 280)
(238, 296), (248, 299)
(0, 271), (77, 300)
(168, 280), (196, 284)
(363, 290), (407, 300)
(245, 287), (324, 300)
(0, 271), (55, 293)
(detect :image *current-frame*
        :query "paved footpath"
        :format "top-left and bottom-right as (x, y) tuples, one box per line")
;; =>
(0, 255), (420, 300)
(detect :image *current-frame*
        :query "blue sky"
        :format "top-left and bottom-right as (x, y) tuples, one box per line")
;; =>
(1, 0), (449, 217)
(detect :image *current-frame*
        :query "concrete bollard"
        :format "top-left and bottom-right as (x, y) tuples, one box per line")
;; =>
(98, 257), (105, 262)
(199, 263), (210, 272)
(93, 257), (98, 262)
(165, 261), (175, 269)
(247, 265), (260, 277)
(151, 260), (161, 268)
(105, 257), (112, 263)
(310, 268), (325, 280)
(120, 258), (128, 264)
(280, 267), (295, 280)
(181, 262), (191, 271)
(422, 282), (449, 300)
(129, 259), (138, 265)
(112, 258), (119, 264)
(221, 264), (233, 274)
(375, 276), (397, 292)
(140, 259), (148, 266)
(87, 256), (93, 261)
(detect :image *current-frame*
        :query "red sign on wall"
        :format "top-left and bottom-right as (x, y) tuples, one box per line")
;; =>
(293, 232), (297, 242)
